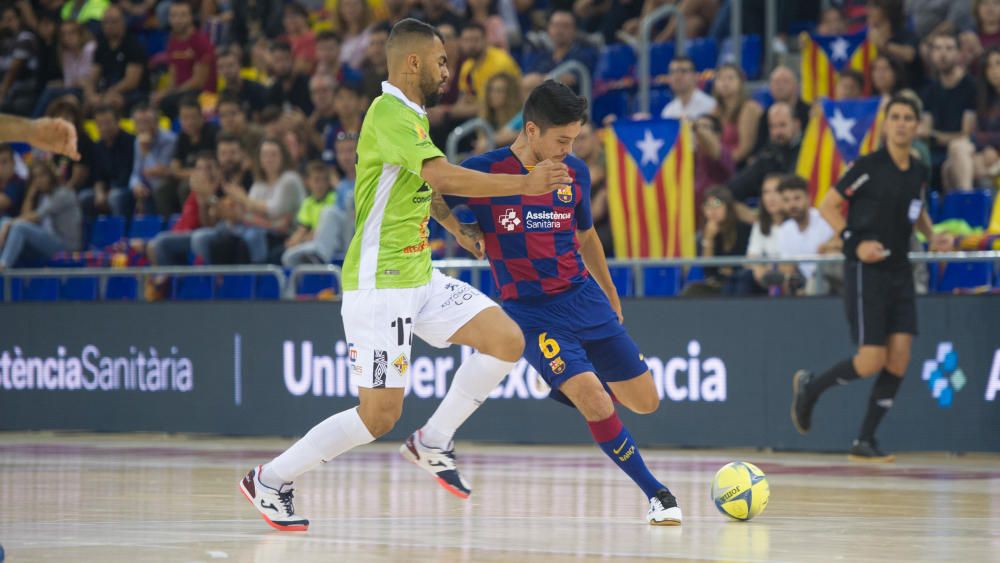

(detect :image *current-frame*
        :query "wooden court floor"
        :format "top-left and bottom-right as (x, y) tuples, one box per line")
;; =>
(1, 432), (998, 562)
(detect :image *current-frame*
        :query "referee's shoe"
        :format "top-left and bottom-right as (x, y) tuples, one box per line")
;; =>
(849, 439), (896, 463)
(790, 370), (817, 434)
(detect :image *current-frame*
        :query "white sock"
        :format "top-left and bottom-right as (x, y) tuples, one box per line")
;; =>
(262, 407), (375, 487)
(421, 353), (515, 449)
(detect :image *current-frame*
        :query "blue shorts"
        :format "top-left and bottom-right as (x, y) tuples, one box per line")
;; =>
(503, 278), (649, 407)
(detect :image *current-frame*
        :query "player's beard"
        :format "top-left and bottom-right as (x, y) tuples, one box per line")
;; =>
(421, 73), (442, 108)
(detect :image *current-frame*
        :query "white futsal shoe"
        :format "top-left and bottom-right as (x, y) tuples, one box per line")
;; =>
(400, 430), (473, 499)
(647, 489), (683, 526)
(239, 465), (309, 531)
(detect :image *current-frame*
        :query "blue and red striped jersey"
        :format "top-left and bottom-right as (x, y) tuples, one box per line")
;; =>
(451, 147), (593, 301)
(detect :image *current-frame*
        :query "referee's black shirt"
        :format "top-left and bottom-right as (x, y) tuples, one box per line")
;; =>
(834, 148), (928, 267)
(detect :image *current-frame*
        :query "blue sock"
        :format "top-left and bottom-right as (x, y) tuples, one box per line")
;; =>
(587, 412), (666, 499)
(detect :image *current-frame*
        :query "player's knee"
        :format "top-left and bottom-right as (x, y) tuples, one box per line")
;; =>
(575, 389), (615, 421)
(481, 323), (524, 362)
(886, 351), (910, 375)
(358, 402), (403, 438)
(627, 393), (660, 415)
(854, 349), (886, 377)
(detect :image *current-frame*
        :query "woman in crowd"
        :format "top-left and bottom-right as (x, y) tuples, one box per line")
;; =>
(684, 185), (751, 296)
(474, 73), (522, 154)
(712, 63), (762, 166)
(0, 160), (82, 269)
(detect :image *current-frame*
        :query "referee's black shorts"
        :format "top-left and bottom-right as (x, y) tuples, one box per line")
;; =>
(843, 261), (918, 346)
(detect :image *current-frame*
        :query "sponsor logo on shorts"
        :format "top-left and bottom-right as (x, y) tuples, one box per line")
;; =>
(549, 357), (566, 375)
(373, 350), (388, 388)
(393, 354), (409, 376)
(557, 185), (573, 203)
(349, 345), (358, 362)
(441, 281), (479, 308)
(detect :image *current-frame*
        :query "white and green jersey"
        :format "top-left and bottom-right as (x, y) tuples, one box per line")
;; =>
(342, 82), (445, 291)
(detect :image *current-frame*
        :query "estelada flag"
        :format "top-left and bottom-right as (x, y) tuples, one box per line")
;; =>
(796, 97), (882, 204)
(603, 119), (695, 258)
(800, 29), (877, 103)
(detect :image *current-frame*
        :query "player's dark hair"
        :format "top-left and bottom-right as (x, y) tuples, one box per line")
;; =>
(388, 18), (444, 49)
(0, 143), (13, 160)
(884, 94), (921, 120)
(777, 174), (809, 193)
(522, 80), (588, 133)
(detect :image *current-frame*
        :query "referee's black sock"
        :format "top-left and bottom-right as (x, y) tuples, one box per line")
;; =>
(806, 358), (861, 401)
(858, 370), (903, 442)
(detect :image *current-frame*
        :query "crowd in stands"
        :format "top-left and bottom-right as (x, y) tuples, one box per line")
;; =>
(0, 0), (997, 299)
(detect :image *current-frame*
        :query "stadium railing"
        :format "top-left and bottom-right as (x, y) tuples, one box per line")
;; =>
(547, 60), (593, 104)
(445, 117), (495, 164)
(2, 252), (997, 302)
(638, 5), (684, 115)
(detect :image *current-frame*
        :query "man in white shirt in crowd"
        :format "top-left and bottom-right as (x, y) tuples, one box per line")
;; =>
(775, 174), (839, 295)
(660, 56), (716, 120)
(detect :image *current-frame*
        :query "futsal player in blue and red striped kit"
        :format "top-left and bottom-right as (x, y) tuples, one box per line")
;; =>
(439, 80), (681, 525)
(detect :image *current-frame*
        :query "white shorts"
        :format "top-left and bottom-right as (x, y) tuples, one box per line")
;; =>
(342, 269), (497, 389)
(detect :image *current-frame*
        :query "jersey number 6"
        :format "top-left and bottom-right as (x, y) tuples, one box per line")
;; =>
(538, 332), (560, 359)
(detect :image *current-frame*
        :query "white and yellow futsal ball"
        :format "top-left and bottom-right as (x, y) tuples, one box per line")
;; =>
(711, 461), (770, 521)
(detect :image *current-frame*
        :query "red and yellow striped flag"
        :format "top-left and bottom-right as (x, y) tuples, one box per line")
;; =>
(796, 97), (882, 204)
(603, 119), (695, 258)
(800, 30), (877, 103)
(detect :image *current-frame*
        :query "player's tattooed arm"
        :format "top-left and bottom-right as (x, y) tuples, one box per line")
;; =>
(430, 191), (452, 222)
(430, 192), (485, 259)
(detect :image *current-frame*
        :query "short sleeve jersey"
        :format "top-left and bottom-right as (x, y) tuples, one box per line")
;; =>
(450, 148), (593, 301)
(834, 148), (928, 267)
(341, 82), (445, 291)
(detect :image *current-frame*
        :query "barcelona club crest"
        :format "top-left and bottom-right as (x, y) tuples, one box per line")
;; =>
(549, 357), (566, 375)
(557, 185), (573, 203)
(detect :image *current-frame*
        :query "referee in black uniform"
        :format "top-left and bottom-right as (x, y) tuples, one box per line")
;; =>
(790, 94), (947, 461)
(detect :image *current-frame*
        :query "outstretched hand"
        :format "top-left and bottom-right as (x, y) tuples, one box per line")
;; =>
(28, 117), (80, 160)
(524, 159), (572, 195)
